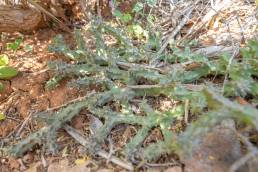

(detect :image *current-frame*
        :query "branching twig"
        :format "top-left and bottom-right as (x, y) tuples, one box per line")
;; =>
(63, 124), (134, 171)
(221, 23), (240, 94)
(179, 0), (232, 43)
(155, 7), (194, 57)
(229, 149), (258, 172)
(15, 112), (33, 138)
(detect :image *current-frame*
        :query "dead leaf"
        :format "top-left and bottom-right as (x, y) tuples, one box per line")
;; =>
(74, 156), (88, 165)
(48, 159), (90, 172)
(236, 96), (249, 105)
(61, 146), (69, 157)
(22, 152), (34, 164)
(0, 113), (5, 121)
(89, 115), (103, 134)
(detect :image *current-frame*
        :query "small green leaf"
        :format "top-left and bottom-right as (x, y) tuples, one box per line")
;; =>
(0, 113), (5, 121)
(61, 146), (69, 157)
(121, 13), (133, 23)
(0, 66), (18, 79)
(0, 82), (4, 92)
(7, 38), (22, 52)
(147, 14), (155, 23)
(114, 10), (123, 18)
(0, 54), (9, 66)
(128, 24), (148, 39)
(133, 2), (144, 12)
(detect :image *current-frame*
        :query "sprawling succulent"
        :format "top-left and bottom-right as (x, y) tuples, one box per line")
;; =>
(9, 20), (258, 163)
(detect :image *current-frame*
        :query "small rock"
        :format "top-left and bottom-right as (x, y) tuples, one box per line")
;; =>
(24, 162), (42, 172)
(182, 120), (243, 172)
(8, 158), (20, 170)
(23, 152), (34, 164)
(164, 166), (182, 172)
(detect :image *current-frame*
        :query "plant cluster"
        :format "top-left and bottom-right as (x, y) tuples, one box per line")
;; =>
(8, 19), (258, 164)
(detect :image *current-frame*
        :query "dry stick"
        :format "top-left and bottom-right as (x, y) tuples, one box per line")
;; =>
(96, 0), (101, 18)
(106, 136), (115, 164)
(127, 84), (204, 91)
(193, 46), (234, 57)
(119, 59), (195, 75)
(6, 118), (25, 138)
(236, 132), (256, 152)
(179, 0), (232, 44)
(236, 14), (246, 43)
(184, 99), (190, 124)
(79, 0), (88, 19)
(116, 61), (166, 74)
(157, 0), (202, 53)
(15, 112), (33, 137)
(27, 0), (61, 24)
(44, 95), (89, 112)
(5, 116), (22, 123)
(30, 69), (49, 76)
(41, 152), (48, 168)
(27, 0), (71, 32)
(144, 162), (180, 167)
(63, 124), (134, 171)
(229, 149), (258, 172)
(156, 7), (194, 57)
(18, 158), (27, 171)
(221, 23), (240, 94)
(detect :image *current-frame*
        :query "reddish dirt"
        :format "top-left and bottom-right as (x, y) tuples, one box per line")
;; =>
(0, 29), (81, 137)
(0, 28), (86, 171)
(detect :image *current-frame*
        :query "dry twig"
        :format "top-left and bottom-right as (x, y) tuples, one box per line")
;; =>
(179, 0), (232, 42)
(229, 149), (258, 172)
(15, 112), (33, 138)
(63, 124), (134, 171)
(156, 6), (194, 56)
(128, 84), (204, 91)
(27, 0), (71, 32)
